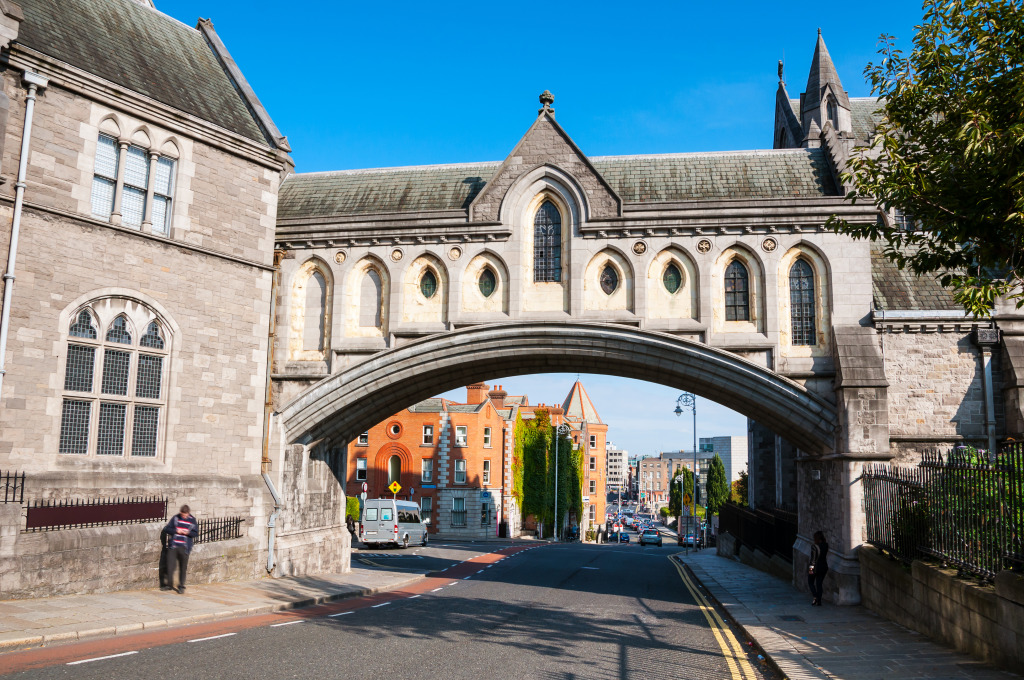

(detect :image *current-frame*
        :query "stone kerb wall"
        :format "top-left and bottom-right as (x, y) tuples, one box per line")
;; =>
(858, 546), (1024, 673)
(0, 504), (259, 600)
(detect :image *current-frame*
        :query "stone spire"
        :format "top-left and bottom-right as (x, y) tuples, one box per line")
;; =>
(561, 380), (602, 424)
(799, 30), (851, 146)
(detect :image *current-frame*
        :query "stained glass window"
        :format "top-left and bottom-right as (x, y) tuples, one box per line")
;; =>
(724, 260), (750, 321)
(420, 269), (437, 299)
(663, 263), (682, 294)
(478, 268), (496, 298)
(599, 264), (618, 295)
(534, 201), (561, 282)
(790, 259), (816, 345)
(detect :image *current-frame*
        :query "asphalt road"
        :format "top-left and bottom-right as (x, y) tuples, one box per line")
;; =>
(4, 537), (773, 680)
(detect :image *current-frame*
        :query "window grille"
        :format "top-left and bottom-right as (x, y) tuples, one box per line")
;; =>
(724, 260), (750, 321)
(533, 201), (561, 282)
(131, 406), (159, 457)
(91, 135), (118, 219)
(97, 403), (127, 455)
(64, 345), (96, 392)
(59, 400), (91, 454)
(789, 259), (816, 345)
(59, 305), (169, 458)
(478, 268), (496, 297)
(663, 263), (682, 294)
(452, 497), (466, 526)
(101, 349), (131, 395)
(599, 265), (618, 295)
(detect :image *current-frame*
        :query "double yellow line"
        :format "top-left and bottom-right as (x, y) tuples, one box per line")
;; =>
(670, 555), (759, 680)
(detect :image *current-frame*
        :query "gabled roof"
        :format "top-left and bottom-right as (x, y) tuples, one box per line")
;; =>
(277, 148), (838, 220)
(15, 0), (272, 145)
(447, 403), (487, 414)
(562, 381), (602, 425)
(408, 398), (446, 413)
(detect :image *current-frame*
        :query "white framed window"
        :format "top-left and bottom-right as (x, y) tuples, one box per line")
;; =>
(483, 426), (492, 447)
(422, 425), (433, 445)
(91, 134), (176, 235)
(589, 480), (597, 494)
(455, 425), (468, 447)
(452, 497), (466, 526)
(589, 435), (597, 449)
(482, 460), (491, 485)
(356, 457), (367, 481)
(590, 456), (596, 470)
(58, 307), (169, 458)
(589, 505), (596, 522)
(357, 432), (369, 446)
(454, 459), (467, 484)
(481, 501), (491, 526)
(420, 496), (432, 521)
(421, 458), (433, 483)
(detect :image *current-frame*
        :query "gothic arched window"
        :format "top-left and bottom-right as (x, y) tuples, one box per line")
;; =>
(478, 268), (496, 298)
(388, 455), (401, 485)
(789, 259), (816, 345)
(420, 269), (437, 299)
(724, 260), (750, 321)
(826, 96), (838, 127)
(599, 264), (619, 295)
(60, 305), (169, 457)
(663, 263), (682, 294)
(534, 200), (561, 283)
(302, 270), (327, 351)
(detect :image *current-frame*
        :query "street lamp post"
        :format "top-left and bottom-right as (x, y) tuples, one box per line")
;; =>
(674, 392), (697, 553)
(553, 422), (570, 541)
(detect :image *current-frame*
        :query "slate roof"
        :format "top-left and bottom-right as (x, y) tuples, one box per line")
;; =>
(871, 245), (959, 311)
(562, 381), (602, 424)
(15, 0), (266, 143)
(408, 398), (445, 413)
(447, 403), (486, 414)
(277, 149), (837, 220)
(790, 97), (884, 146)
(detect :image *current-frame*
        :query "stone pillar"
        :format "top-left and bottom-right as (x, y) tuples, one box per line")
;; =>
(747, 420), (776, 510)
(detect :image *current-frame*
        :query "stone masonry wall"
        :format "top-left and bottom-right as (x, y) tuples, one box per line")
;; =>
(858, 546), (1024, 673)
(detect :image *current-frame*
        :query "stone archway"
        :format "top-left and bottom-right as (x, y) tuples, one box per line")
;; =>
(280, 322), (836, 454)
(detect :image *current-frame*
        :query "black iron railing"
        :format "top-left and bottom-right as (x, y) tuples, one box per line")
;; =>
(719, 502), (798, 562)
(196, 517), (245, 544)
(863, 444), (1024, 581)
(1, 470), (25, 503)
(24, 496), (167, 532)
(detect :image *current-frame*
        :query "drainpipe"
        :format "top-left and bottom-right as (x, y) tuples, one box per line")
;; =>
(0, 71), (47, 402)
(261, 250), (285, 572)
(974, 327), (1000, 458)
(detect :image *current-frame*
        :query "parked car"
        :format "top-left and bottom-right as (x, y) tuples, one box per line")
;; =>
(679, 532), (697, 547)
(611, 531), (630, 543)
(638, 529), (663, 547)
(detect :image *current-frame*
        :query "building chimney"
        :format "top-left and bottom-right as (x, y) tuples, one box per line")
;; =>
(488, 384), (507, 409)
(466, 382), (489, 404)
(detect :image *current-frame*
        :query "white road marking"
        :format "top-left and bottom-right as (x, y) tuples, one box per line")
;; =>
(408, 594), (421, 599)
(270, 620), (304, 627)
(449, 581), (459, 586)
(463, 576), (472, 580)
(476, 570), (485, 574)
(328, 611), (353, 617)
(188, 633), (237, 643)
(372, 602), (391, 608)
(581, 567), (599, 570)
(67, 651), (138, 665)
(431, 588), (443, 592)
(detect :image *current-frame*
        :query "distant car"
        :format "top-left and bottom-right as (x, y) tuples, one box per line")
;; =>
(638, 529), (663, 547)
(612, 531), (630, 543)
(679, 532), (697, 547)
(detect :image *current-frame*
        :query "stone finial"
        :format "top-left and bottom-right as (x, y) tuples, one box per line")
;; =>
(778, 59), (784, 84)
(538, 90), (555, 115)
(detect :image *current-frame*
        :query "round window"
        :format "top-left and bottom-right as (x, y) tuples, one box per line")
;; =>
(599, 264), (618, 295)
(386, 422), (403, 439)
(420, 269), (437, 299)
(663, 263), (682, 294)
(478, 268), (496, 298)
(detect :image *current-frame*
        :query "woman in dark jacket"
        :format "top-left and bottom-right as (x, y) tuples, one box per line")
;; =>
(808, 531), (828, 606)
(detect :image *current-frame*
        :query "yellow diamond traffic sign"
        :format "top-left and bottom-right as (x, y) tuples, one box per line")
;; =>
(388, 481), (402, 495)
(683, 493), (692, 507)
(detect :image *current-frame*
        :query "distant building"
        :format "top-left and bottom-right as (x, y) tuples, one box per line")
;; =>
(606, 442), (627, 491)
(699, 436), (748, 484)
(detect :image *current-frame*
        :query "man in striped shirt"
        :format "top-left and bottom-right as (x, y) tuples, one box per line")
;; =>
(164, 505), (198, 594)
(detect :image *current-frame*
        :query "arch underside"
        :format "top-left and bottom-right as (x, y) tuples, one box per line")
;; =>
(280, 322), (837, 454)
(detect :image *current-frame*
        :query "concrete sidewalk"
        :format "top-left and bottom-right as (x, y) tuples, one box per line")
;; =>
(679, 551), (1020, 680)
(0, 566), (423, 652)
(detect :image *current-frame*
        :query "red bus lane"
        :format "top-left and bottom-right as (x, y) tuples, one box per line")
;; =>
(0, 543), (542, 675)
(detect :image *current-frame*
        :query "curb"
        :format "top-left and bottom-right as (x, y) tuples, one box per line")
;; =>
(0, 573), (426, 653)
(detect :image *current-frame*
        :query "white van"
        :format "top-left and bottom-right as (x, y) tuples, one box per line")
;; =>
(360, 499), (428, 549)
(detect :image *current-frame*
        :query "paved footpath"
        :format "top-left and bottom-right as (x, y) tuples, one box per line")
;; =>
(679, 551), (1021, 680)
(0, 566), (422, 651)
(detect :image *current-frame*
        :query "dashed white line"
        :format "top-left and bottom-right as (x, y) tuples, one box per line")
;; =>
(189, 633), (237, 643)
(463, 576), (472, 580)
(328, 611), (353, 617)
(372, 602), (391, 608)
(408, 594), (421, 599)
(431, 587), (443, 592)
(476, 570), (485, 574)
(449, 581), (459, 586)
(67, 651), (138, 665)
(270, 620), (304, 627)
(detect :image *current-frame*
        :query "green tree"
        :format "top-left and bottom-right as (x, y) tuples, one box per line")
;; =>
(730, 468), (749, 506)
(345, 496), (361, 522)
(830, 0), (1024, 316)
(706, 454), (729, 515)
(668, 467), (694, 516)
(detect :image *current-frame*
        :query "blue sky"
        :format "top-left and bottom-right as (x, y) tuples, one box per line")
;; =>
(161, 1), (925, 458)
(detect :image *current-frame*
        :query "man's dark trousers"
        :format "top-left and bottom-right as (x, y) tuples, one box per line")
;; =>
(166, 545), (190, 589)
